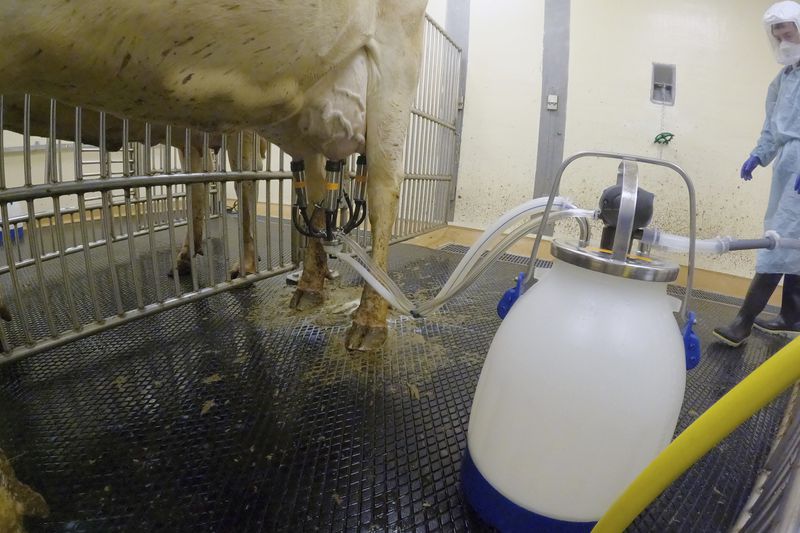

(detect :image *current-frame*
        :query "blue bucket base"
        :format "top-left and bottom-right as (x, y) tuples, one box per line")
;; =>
(0, 226), (23, 246)
(461, 447), (596, 532)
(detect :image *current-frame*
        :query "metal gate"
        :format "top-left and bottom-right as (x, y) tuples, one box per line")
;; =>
(396, 15), (462, 242)
(0, 16), (462, 363)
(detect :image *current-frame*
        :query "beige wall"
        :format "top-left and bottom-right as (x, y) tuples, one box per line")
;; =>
(426, 0), (448, 25)
(452, 0), (546, 231)
(3, 131), (78, 215)
(454, 0), (782, 278)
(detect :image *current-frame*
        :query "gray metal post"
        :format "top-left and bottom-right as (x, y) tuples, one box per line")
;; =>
(445, 0), (470, 222)
(532, 0), (570, 200)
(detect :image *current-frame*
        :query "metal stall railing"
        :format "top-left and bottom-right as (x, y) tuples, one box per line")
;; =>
(733, 384), (800, 532)
(0, 96), (296, 363)
(396, 15), (461, 242)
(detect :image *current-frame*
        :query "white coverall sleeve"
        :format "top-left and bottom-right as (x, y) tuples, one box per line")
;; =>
(752, 74), (782, 165)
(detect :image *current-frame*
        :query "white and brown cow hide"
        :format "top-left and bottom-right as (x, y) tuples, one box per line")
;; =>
(0, 0), (428, 350)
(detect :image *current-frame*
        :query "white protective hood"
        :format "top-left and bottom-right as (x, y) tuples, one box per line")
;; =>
(764, 1), (800, 64)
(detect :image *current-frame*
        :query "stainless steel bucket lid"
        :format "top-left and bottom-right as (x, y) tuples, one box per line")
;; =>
(550, 239), (679, 282)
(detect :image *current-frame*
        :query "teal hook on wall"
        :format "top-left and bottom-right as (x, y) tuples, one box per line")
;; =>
(654, 132), (675, 145)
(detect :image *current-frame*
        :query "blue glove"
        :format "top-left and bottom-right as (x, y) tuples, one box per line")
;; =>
(740, 155), (761, 181)
(795, 174), (800, 193)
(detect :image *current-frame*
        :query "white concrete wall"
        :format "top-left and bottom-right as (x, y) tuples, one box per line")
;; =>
(3, 132), (79, 215)
(453, 0), (782, 277)
(426, 0), (448, 25)
(452, 0), (545, 231)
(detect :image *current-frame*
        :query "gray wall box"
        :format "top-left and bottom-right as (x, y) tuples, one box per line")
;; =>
(651, 63), (676, 105)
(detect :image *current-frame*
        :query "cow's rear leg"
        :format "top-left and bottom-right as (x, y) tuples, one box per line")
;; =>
(345, 11), (425, 351)
(290, 155), (328, 310)
(228, 133), (265, 278)
(345, 155), (404, 351)
(175, 183), (207, 276)
(229, 180), (259, 278)
(344, 182), (396, 351)
(173, 147), (208, 276)
(290, 233), (328, 310)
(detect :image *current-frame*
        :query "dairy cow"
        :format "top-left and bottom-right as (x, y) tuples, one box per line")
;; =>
(0, 0), (428, 350)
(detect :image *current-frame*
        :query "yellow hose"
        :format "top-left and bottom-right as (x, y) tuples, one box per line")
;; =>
(592, 336), (800, 532)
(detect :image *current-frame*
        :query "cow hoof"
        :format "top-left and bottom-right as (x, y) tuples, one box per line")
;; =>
(168, 256), (192, 278)
(290, 288), (324, 311)
(230, 262), (258, 279)
(345, 323), (387, 352)
(0, 305), (11, 321)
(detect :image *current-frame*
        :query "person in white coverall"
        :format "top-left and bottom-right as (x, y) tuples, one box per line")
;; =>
(714, 1), (800, 347)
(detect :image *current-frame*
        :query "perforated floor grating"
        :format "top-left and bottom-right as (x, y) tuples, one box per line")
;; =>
(0, 240), (791, 532)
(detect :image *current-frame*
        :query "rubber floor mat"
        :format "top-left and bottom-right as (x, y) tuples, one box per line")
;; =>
(0, 243), (790, 532)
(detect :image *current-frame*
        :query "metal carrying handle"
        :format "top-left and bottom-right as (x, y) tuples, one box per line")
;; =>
(612, 160), (639, 262)
(525, 151), (697, 322)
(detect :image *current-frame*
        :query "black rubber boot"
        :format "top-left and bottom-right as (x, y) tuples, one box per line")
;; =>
(754, 274), (800, 336)
(713, 273), (782, 347)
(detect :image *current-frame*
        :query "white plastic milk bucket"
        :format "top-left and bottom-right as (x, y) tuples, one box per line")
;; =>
(465, 256), (685, 525)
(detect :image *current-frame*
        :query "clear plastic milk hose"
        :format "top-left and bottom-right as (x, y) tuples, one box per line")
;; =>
(336, 198), (595, 316)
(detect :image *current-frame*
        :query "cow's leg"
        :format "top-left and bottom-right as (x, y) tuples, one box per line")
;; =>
(290, 154), (328, 310)
(174, 147), (208, 276)
(346, 21), (425, 351)
(344, 160), (398, 351)
(227, 132), (263, 278)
